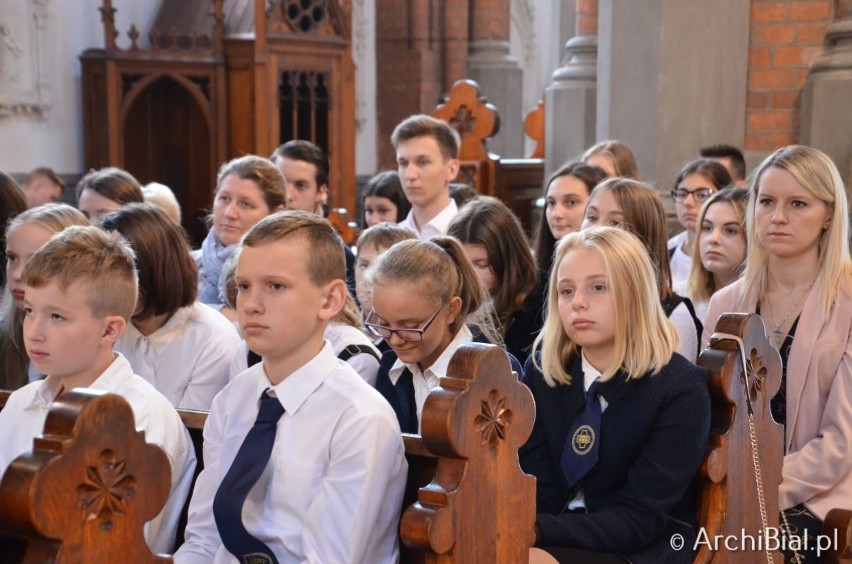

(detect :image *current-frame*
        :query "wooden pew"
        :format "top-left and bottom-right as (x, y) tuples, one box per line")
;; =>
(696, 313), (784, 563)
(0, 343), (537, 562)
(432, 80), (545, 236)
(0, 313), (822, 563)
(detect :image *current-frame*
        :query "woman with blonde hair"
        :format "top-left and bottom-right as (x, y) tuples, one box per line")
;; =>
(703, 145), (852, 563)
(679, 188), (749, 323)
(1, 204), (87, 388)
(582, 140), (639, 179)
(523, 226), (710, 563)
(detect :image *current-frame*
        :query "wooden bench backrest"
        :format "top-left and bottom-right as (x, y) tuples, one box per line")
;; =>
(695, 313), (784, 564)
(432, 78), (544, 235)
(432, 79), (500, 198)
(0, 389), (171, 563)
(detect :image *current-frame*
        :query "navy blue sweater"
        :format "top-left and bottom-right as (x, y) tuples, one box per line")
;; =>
(520, 352), (711, 564)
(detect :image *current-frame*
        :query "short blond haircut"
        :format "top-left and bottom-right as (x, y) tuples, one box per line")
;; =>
(22, 226), (138, 321)
(533, 227), (679, 385)
(241, 210), (345, 286)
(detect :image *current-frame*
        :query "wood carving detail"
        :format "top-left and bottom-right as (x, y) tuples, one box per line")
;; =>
(475, 390), (511, 449)
(743, 348), (766, 402)
(77, 449), (137, 531)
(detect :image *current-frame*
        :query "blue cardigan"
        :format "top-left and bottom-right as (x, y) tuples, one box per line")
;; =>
(520, 351), (711, 564)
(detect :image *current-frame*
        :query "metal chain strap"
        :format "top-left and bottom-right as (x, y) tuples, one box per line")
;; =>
(712, 331), (801, 564)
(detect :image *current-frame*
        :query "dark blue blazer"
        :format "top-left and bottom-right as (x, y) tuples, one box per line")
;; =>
(375, 339), (524, 433)
(520, 352), (710, 564)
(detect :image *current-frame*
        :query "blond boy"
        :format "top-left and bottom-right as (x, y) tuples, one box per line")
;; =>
(176, 211), (406, 563)
(0, 226), (196, 553)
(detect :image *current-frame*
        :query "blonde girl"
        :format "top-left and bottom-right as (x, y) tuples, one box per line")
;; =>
(523, 227), (710, 564)
(2, 204), (87, 388)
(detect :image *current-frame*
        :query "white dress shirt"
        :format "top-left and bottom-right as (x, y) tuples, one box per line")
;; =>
(0, 353), (196, 554)
(672, 279), (709, 326)
(228, 322), (380, 386)
(399, 199), (459, 239)
(116, 302), (240, 410)
(667, 230), (692, 288)
(175, 341), (407, 564)
(387, 325), (472, 431)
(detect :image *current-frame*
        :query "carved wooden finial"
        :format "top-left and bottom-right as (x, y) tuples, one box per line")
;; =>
(401, 343), (536, 562)
(433, 80), (500, 162)
(98, 0), (118, 52)
(0, 390), (171, 563)
(211, 0), (226, 53)
(524, 99), (545, 159)
(128, 25), (140, 51)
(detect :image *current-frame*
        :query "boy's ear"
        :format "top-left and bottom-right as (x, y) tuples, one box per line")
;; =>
(446, 295), (463, 324)
(318, 279), (347, 321)
(446, 159), (460, 183)
(101, 315), (127, 346)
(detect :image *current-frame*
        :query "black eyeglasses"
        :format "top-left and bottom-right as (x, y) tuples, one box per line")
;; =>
(364, 305), (444, 342)
(670, 187), (713, 203)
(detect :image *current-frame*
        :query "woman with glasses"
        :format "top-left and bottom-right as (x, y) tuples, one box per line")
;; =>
(668, 159), (733, 286)
(365, 236), (510, 433)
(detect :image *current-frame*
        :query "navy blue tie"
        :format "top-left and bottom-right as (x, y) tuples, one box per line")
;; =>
(213, 390), (285, 564)
(561, 380), (602, 489)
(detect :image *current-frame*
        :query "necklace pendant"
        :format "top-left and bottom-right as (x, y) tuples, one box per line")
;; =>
(773, 328), (783, 348)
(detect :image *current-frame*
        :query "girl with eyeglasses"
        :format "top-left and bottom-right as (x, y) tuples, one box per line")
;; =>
(667, 159), (733, 286)
(365, 236), (516, 433)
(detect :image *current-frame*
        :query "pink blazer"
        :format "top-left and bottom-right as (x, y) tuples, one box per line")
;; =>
(703, 276), (852, 520)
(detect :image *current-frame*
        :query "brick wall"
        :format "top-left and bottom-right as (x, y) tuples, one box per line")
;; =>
(376, 0), (474, 169)
(746, 0), (835, 152)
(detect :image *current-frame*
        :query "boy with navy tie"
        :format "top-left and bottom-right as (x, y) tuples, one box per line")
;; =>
(175, 211), (407, 563)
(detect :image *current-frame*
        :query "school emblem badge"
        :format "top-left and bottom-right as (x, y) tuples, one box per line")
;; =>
(571, 424), (595, 455)
(243, 553), (274, 564)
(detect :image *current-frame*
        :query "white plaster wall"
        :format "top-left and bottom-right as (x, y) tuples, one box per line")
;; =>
(510, 0), (570, 156)
(0, 0), (160, 175)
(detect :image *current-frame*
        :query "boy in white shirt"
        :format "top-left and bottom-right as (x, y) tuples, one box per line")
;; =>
(0, 226), (196, 553)
(392, 114), (462, 239)
(175, 211), (407, 563)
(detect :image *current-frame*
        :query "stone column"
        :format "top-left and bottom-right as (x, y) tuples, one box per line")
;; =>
(800, 1), (852, 187)
(467, 0), (523, 157)
(545, 0), (597, 177)
(596, 0), (750, 186)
